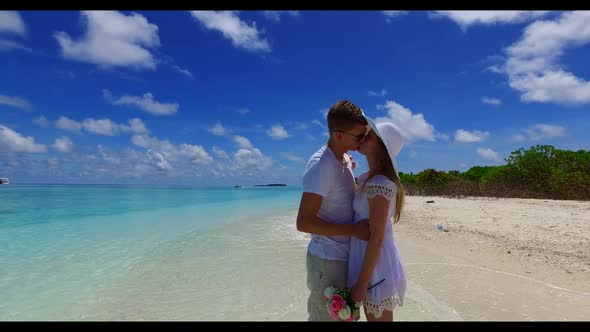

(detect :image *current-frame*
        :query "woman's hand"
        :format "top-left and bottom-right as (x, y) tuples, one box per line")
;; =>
(351, 282), (368, 304)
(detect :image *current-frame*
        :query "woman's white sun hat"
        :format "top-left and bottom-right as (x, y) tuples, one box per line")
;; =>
(362, 112), (405, 178)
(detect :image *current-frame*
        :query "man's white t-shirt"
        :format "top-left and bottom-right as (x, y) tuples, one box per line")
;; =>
(302, 145), (356, 262)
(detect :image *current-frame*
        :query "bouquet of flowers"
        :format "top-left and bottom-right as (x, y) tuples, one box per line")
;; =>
(323, 286), (361, 321)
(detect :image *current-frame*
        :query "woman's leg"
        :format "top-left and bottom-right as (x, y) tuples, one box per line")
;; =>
(364, 308), (394, 321)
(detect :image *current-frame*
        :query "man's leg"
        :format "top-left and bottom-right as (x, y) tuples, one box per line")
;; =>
(306, 251), (348, 321)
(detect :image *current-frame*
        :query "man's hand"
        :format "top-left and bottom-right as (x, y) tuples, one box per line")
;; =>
(351, 219), (370, 241)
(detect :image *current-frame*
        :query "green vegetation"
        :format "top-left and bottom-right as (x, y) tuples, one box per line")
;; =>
(399, 145), (590, 200)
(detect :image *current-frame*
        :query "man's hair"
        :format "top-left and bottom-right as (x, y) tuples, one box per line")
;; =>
(326, 100), (367, 132)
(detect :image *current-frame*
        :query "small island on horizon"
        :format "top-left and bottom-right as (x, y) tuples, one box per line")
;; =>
(233, 184), (288, 188)
(254, 184), (288, 187)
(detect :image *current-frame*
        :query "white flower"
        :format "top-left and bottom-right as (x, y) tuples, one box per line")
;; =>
(338, 305), (351, 320)
(323, 286), (336, 299)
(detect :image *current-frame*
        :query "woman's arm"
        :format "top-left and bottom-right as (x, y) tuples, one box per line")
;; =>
(351, 194), (390, 301)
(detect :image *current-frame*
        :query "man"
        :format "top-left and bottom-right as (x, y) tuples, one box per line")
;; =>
(296, 100), (370, 321)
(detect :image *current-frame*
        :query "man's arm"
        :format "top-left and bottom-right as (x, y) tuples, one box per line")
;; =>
(296, 192), (369, 240)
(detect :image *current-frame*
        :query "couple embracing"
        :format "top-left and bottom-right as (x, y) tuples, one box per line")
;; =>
(296, 100), (406, 322)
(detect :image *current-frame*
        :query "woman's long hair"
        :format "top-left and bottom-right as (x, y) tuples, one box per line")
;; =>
(361, 138), (405, 224)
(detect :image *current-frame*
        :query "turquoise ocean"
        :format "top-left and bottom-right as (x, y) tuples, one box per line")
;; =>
(1, 184), (467, 321)
(0, 185), (310, 320)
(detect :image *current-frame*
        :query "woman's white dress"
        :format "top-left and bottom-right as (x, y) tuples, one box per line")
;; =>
(347, 172), (406, 318)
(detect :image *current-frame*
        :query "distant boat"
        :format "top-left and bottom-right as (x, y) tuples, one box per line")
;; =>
(234, 185), (245, 188)
(0, 178), (9, 185)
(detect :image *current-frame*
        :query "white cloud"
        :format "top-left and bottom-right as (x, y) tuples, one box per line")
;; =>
(53, 136), (73, 153)
(294, 122), (308, 130)
(82, 118), (121, 136)
(267, 124), (289, 139)
(56, 116), (148, 136)
(0, 124), (47, 153)
(236, 108), (250, 115)
(282, 152), (304, 163)
(0, 11), (26, 36)
(130, 134), (153, 148)
(504, 11), (590, 104)
(455, 129), (490, 143)
(512, 134), (527, 142)
(368, 89), (388, 97)
(0, 94), (31, 111)
(209, 123), (228, 136)
(477, 147), (501, 162)
(212, 146), (229, 159)
(54, 11), (160, 69)
(0, 39), (31, 52)
(210, 145), (276, 177)
(433, 11), (549, 30)
(486, 65), (504, 74)
(104, 89), (179, 116)
(146, 149), (172, 171)
(33, 116), (50, 128)
(9, 141), (273, 181)
(409, 151), (417, 159)
(233, 135), (253, 149)
(512, 123), (566, 142)
(232, 148), (273, 171)
(383, 11), (408, 22)
(262, 11), (300, 22)
(127, 118), (148, 134)
(532, 124), (566, 138)
(91, 145), (178, 176)
(131, 134), (214, 165)
(262, 11), (281, 22)
(56, 116), (83, 133)
(375, 100), (436, 142)
(482, 97), (502, 106)
(171, 65), (193, 79)
(312, 119), (324, 128)
(190, 11), (270, 53)
(438, 133), (451, 141)
(177, 143), (214, 164)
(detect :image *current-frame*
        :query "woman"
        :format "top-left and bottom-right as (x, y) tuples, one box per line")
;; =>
(348, 115), (406, 321)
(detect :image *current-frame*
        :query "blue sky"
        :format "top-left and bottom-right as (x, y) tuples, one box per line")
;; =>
(1, 10), (589, 186)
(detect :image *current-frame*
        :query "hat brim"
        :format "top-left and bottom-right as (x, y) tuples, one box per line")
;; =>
(362, 113), (400, 178)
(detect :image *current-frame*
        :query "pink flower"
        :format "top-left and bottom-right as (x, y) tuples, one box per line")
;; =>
(329, 294), (346, 312)
(329, 308), (339, 320)
(332, 294), (344, 303)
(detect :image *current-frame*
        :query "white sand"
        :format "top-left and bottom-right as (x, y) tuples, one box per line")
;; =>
(281, 195), (590, 321)
(75, 196), (590, 321)
(392, 196), (590, 321)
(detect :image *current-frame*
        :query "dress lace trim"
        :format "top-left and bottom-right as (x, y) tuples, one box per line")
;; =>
(358, 294), (404, 318)
(365, 183), (396, 201)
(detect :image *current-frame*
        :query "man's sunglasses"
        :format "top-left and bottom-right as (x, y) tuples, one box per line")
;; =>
(333, 130), (367, 142)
